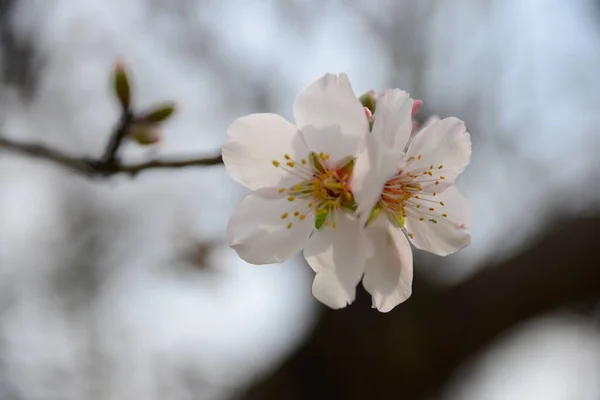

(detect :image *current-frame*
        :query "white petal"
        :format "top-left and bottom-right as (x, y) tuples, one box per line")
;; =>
(351, 135), (404, 224)
(405, 117), (471, 191)
(405, 186), (471, 256)
(406, 115), (440, 149)
(303, 212), (367, 309)
(294, 73), (369, 164)
(223, 113), (309, 190)
(371, 89), (414, 151)
(227, 188), (313, 264)
(363, 220), (413, 313)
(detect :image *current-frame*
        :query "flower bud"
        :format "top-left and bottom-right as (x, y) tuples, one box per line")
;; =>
(113, 61), (131, 111)
(411, 100), (422, 119)
(358, 90), (377, 115)
(127, 122), (161, 145)
(139, 102), (176, 124)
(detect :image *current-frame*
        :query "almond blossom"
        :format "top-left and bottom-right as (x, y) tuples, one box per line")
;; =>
(352, 92), (472, 312)
(223, 73), (374, 308)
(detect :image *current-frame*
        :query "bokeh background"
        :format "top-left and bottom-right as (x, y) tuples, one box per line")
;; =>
(0, 0), (599, 399)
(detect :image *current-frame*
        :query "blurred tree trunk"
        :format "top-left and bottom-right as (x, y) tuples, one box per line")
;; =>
(243, 215), (600, 400)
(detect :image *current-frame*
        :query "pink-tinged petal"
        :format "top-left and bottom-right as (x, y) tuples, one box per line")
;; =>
(294, 73), (369, 164)
(227, 188), (313, 264)
(223, 113), (309, 191)
(405, 186), (471, 256)
(371, 88), (414, 151)
(351, 135), (404, 224)
(411, 120), (420, 134)
(363, 219), (413, 312)
(405, 117), (471, 192)
(411, 100), (423, 118)
(303, 212), (367, 309)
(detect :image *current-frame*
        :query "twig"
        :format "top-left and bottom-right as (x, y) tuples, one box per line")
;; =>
(0, 135), (223, 177)
(0, 136), (98, 174)
(100, 111), (134, 166)
(117, 154), (223, 176)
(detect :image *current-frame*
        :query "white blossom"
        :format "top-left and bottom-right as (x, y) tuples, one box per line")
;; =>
(352, 91), (472, 312)
(223, 73), (371, 309)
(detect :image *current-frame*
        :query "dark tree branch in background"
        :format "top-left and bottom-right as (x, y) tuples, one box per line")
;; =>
(243, 215), (600, 400)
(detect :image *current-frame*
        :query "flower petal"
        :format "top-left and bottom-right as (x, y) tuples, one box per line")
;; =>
(223, 113), (309, 190)
(294, 73), (368, 164)
(227, 187), (313, 264)
(363, 220), (413, 313)
(351, 135), (404, 224)
(303, 212), (367, 309)
(371, 89), (414, 151)
(405, 117), (471, 192)
(405, 186), (471, 256)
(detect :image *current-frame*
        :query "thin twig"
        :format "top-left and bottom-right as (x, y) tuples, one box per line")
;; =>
(0, 135), (223, 177)
(0, 136), (98, 175)
(100, 111), (134, 165)
(117, 154), (223, 176)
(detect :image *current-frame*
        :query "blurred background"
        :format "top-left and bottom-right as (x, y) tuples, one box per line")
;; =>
(0, 0), (599, 399)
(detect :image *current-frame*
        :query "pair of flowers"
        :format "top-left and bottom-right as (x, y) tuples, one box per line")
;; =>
(222, 74), (471, 312)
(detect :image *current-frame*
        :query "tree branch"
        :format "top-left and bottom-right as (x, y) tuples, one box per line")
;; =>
(0, 128), (222, 178)
(0, 135), (98, 174)
(243, 215), (600, 400)
(100, 111), (133, 165)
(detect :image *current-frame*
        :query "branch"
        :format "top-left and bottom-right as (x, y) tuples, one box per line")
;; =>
(243, 215), (600, 400)
(0, 135), (98, 174)
(0, 135), (223, 177)
(113, 154), (223, 176)
(100, 111), (133, 165)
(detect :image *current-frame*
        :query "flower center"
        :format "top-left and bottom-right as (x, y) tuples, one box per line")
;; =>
(368, 154), (449, 234)
(272, 152), (356, 230)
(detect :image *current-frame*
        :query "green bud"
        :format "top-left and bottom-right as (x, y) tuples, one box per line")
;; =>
(113, 62), (131, 111)
(359, 91), (377, 115)
(127, 122), (160, 146)
(140, 102), (176, 123)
